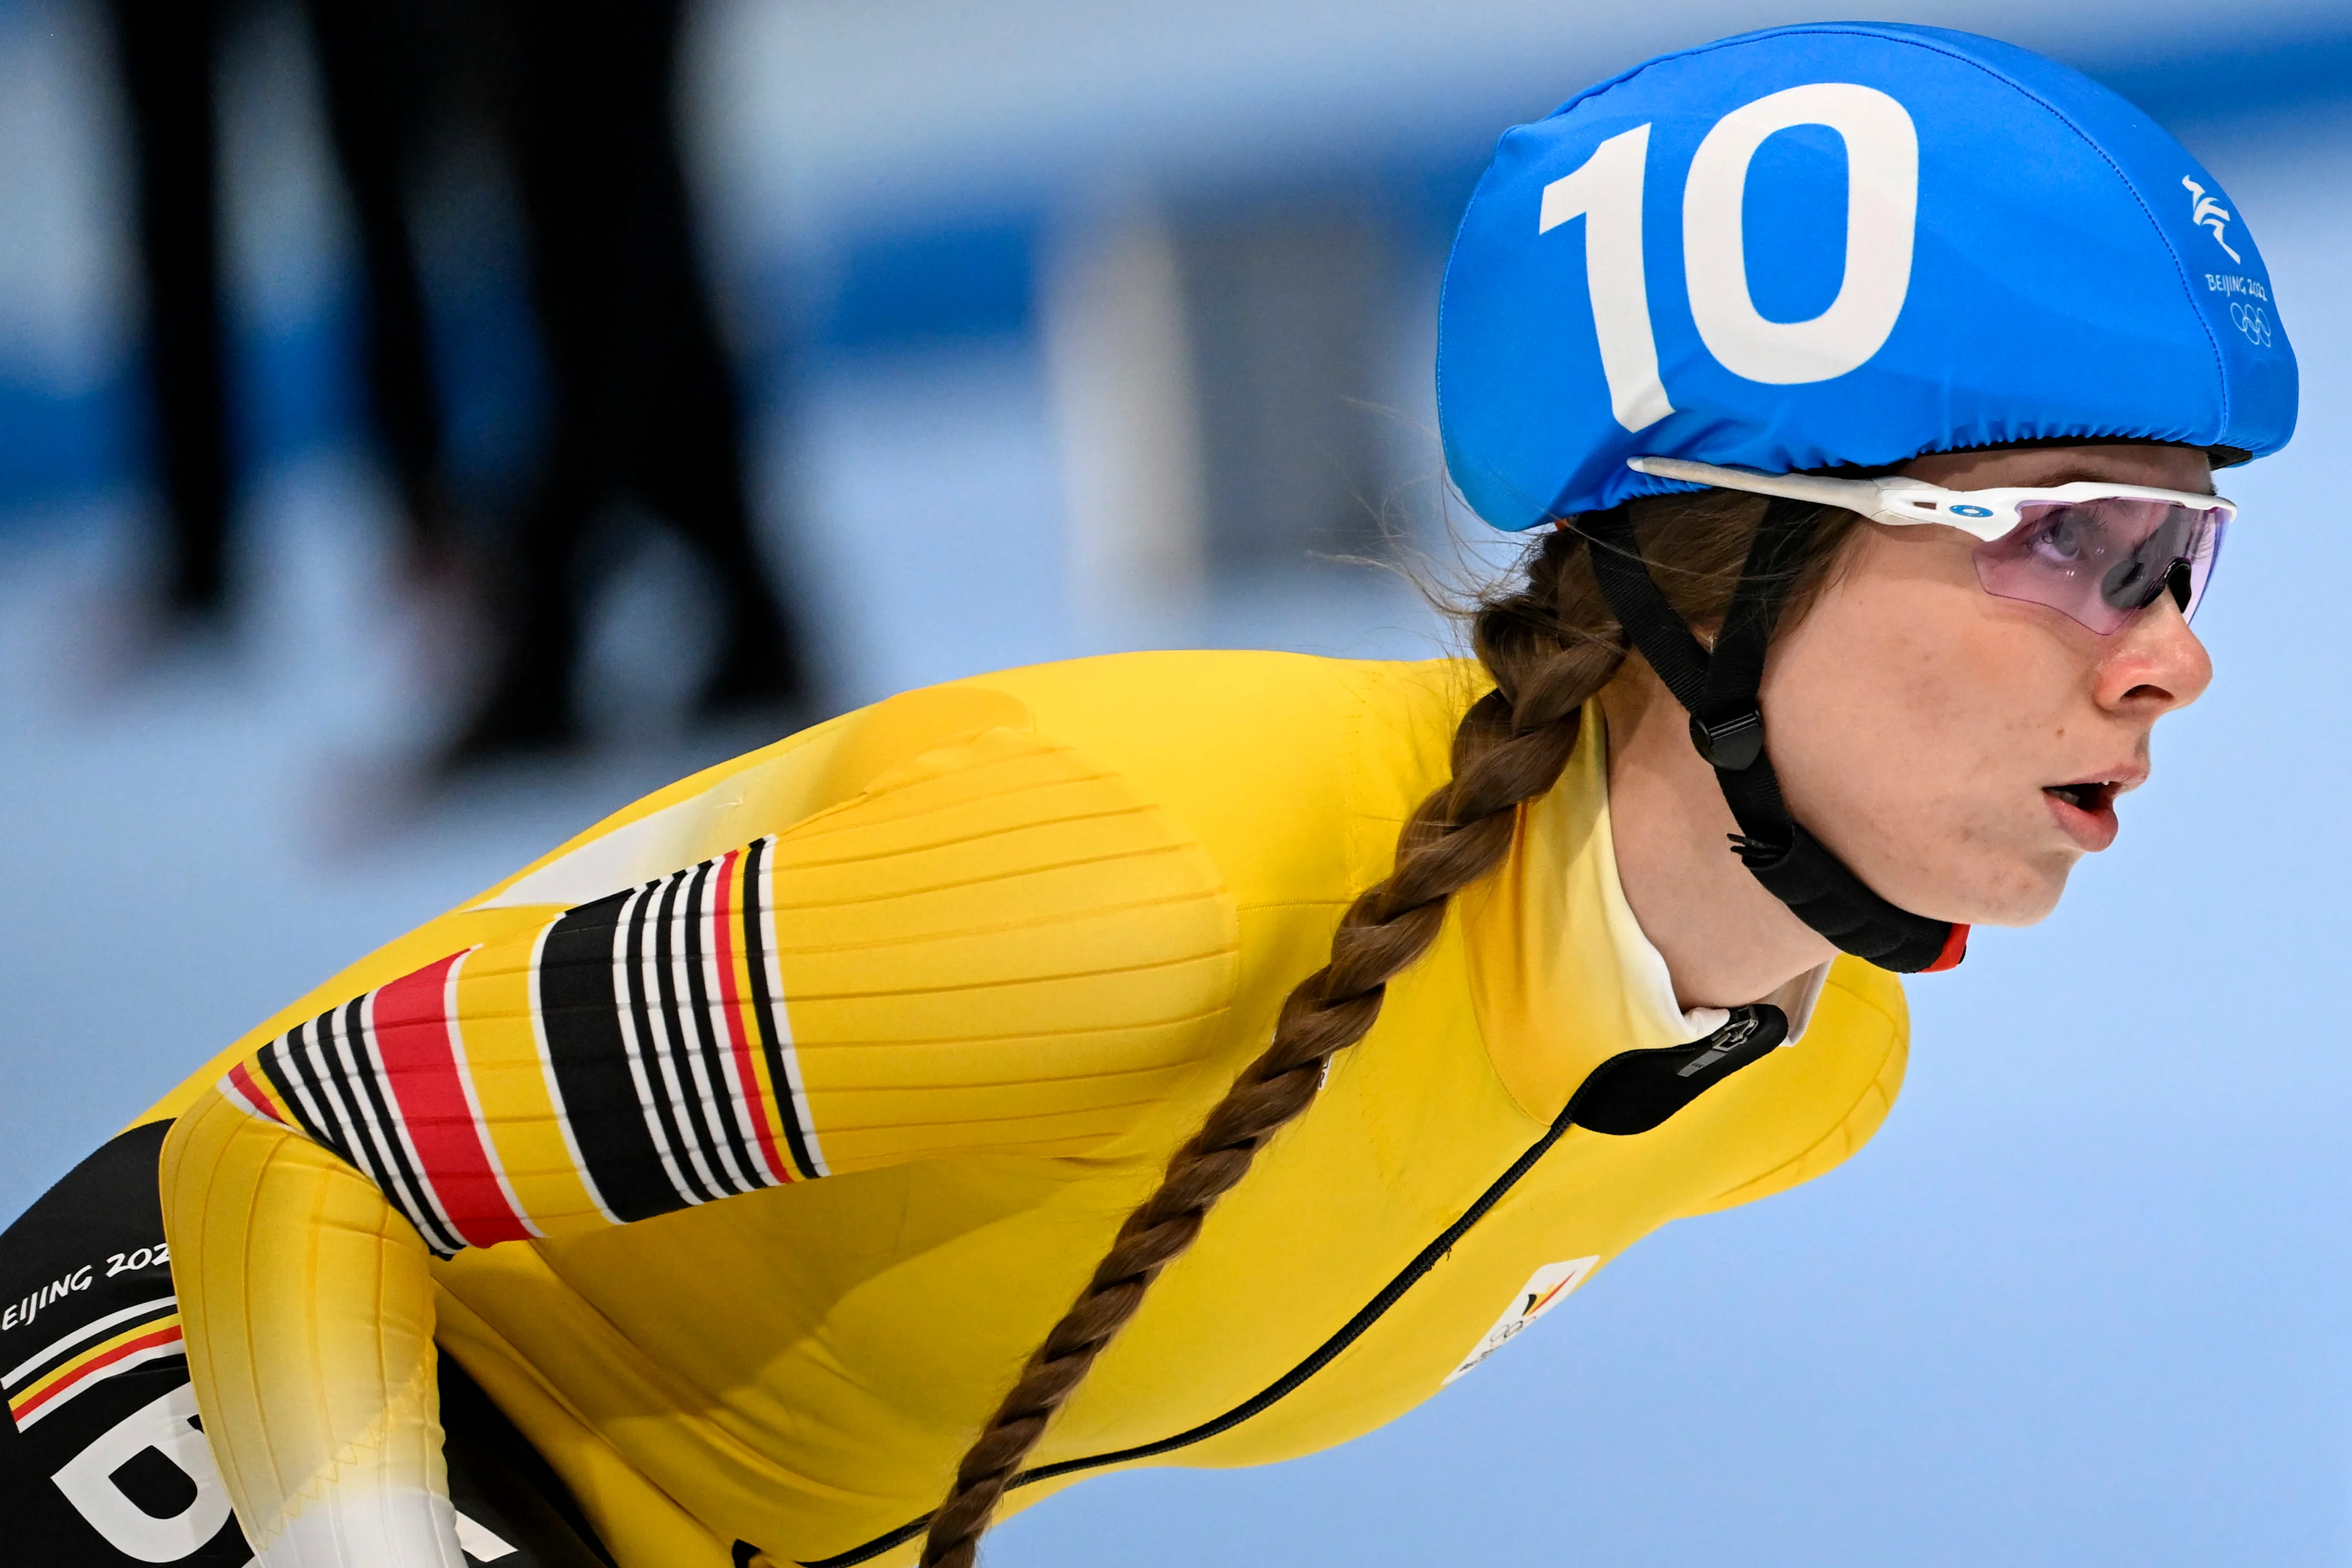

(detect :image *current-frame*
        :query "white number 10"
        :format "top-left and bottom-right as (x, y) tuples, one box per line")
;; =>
(1538, 83), (1920, 432)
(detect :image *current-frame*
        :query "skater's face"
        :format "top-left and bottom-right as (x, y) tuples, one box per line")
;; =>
(1761, 442), (2216, 927)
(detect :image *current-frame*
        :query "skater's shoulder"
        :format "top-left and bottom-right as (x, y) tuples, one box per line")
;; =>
(930, 651), (1477, 894)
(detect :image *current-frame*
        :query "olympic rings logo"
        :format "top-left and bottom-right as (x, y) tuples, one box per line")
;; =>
(2230, 300), (2275, 348)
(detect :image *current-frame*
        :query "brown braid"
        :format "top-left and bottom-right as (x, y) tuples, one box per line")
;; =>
(919, 489), (1861, 1568)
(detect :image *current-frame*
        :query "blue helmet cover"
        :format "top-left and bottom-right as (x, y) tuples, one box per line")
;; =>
(1437, 22), (2300, 530)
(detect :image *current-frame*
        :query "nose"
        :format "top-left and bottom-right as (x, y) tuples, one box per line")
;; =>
(2095, 588), (2212, 715)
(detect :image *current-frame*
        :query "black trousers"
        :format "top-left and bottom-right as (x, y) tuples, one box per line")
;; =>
(0, 1125), (614, 1568)
(104, 0), (450, 616)
(456, 0), (804, 752)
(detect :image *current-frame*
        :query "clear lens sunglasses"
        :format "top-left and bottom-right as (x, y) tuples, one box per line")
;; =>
(1626, 455), (2234, 636)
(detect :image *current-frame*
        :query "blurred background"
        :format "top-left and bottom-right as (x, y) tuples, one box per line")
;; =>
(2, 1), (2349, 1562)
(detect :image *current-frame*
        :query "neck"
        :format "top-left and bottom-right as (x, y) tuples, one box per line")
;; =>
(1597, 662), (1838, 1011)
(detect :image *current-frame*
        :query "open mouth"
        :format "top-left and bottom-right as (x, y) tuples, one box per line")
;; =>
(2042, 780), (2119, 813)
(2042, 777), (2125, 851)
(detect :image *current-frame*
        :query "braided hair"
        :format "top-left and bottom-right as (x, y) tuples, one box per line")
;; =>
(920, 489), (1860, 1567)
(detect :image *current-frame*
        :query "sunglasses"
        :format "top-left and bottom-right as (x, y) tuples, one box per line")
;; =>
(1626, 456), (2234, 636)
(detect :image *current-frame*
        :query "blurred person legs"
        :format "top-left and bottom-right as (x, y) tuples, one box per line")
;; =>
(106, 0), (234, 626)
(302, 0), (459, 577)
(107, 0), (462, 639)
(456, 0), (805, 762)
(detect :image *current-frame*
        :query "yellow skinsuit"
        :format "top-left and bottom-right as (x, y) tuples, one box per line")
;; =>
(143, 651), (1907, 1568)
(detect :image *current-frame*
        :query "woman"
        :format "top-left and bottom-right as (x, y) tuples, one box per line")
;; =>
(0, 21), (2296, 1568)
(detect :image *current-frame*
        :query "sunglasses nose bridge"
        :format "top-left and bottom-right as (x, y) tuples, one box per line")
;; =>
(2163, 557), (2193, 613)
(2096, 551), (2197, 625)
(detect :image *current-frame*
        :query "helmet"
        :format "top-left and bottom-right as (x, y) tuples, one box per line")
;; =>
(1437, 21), (2297, 530)
(1433, 23), (2300, 973)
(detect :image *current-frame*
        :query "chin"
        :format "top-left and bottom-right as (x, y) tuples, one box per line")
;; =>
(1947, 857), (2074, 929)
(1867, 845), (2073, 930)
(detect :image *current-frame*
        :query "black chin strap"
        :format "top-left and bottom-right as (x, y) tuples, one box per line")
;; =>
(1583, 500), (1968, 975)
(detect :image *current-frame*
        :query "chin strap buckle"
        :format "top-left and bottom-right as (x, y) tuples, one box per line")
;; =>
(1688, 709), (1765, 771)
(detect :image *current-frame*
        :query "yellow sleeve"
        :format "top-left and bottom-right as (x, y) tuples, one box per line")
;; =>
(160, 1089), (459, 1568)
(160, 722), (1240, 1562)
